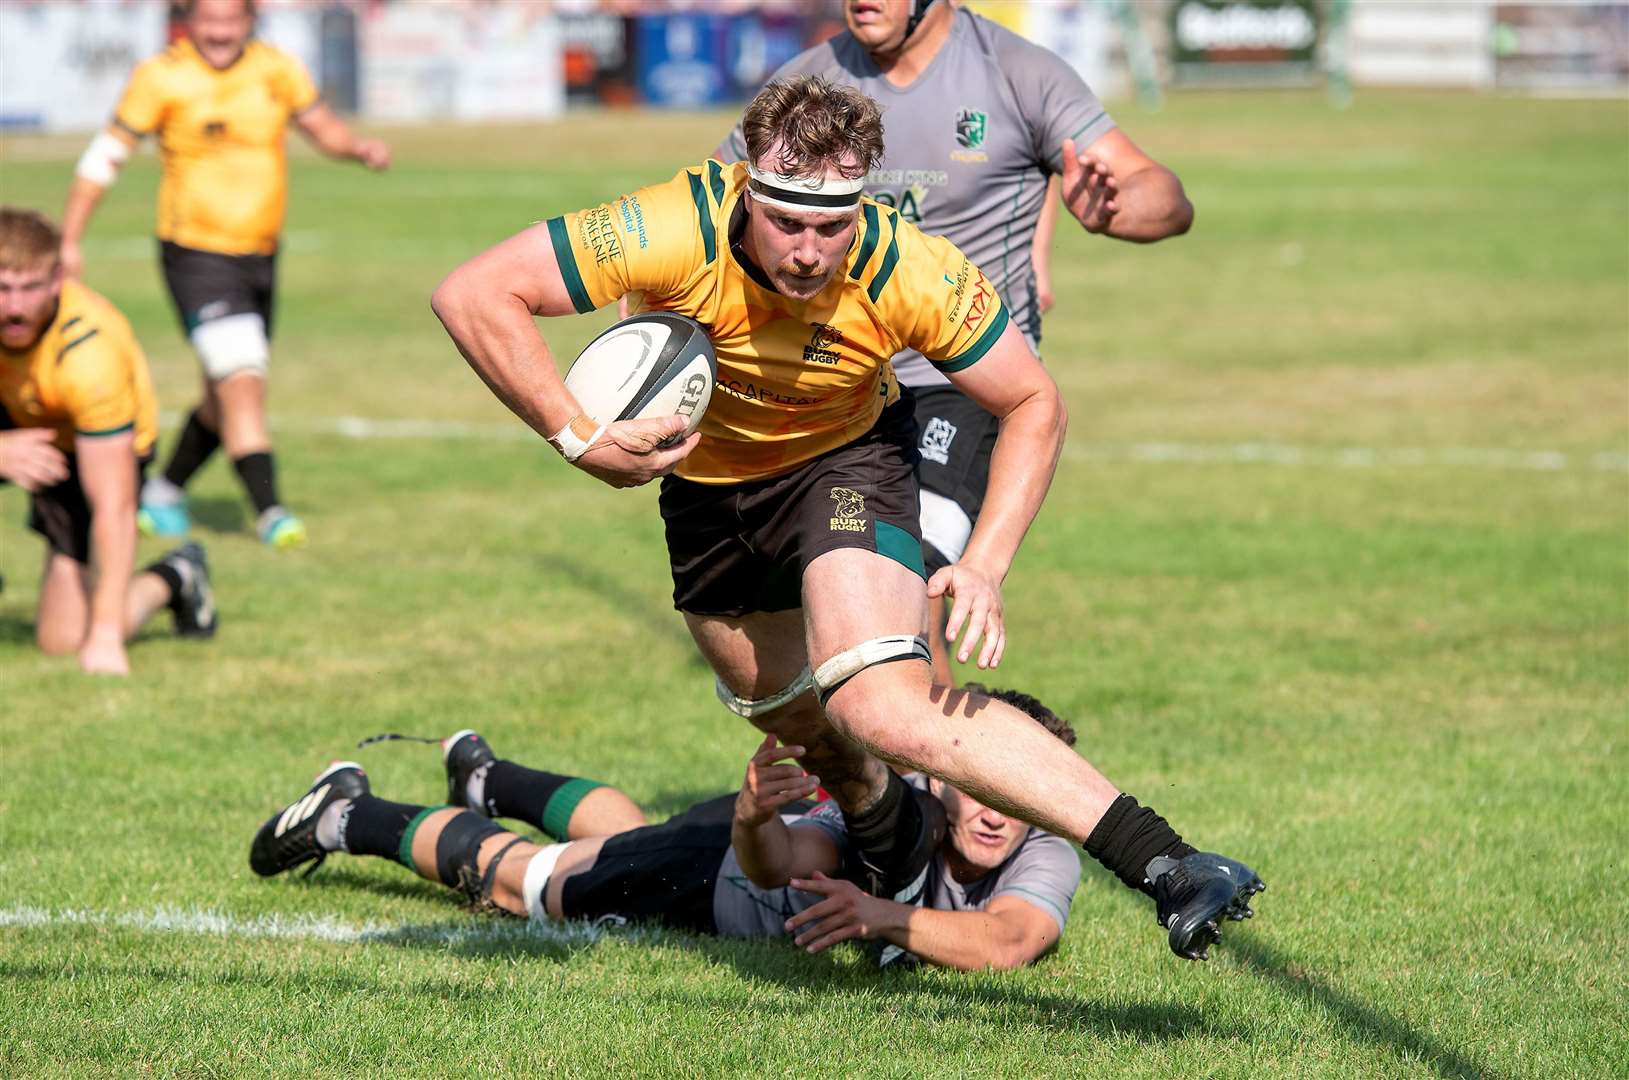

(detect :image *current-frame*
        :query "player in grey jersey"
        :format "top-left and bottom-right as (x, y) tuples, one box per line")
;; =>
(718, 0), (1195, 678)
(250, 688), (1098, 971)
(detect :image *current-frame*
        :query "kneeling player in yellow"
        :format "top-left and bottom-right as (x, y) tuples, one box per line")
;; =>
(434, 78), (1264, 961)
(60, 0), (390, 549)
(0, 209), (216, 675)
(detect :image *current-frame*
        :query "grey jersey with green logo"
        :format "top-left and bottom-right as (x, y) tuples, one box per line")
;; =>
(710, 787), (1081, 940)
(719, 8), (1115, 388)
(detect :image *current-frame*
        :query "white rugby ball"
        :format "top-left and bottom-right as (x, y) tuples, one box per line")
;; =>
(563, 312), (715, 436)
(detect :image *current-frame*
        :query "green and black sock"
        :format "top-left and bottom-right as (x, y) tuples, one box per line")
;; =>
(483, 760), (605, 842)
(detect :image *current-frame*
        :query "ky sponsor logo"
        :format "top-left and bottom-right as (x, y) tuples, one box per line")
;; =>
(803, 323), (844, 365)
(964, 275), (995, 332)
(829, 486), (868, 532)
(920, 416), (958, 466)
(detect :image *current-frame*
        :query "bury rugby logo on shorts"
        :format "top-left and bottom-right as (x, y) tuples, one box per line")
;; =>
(829, 487), (868, 532)
(920, 417), (958, 466)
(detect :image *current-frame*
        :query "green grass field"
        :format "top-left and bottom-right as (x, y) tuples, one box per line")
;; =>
(2, 91), (1626, 1078)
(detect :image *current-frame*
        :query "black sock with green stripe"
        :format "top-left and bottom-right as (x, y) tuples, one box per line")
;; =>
(337, 795), (429, 863)
(482, 760), (604, 842)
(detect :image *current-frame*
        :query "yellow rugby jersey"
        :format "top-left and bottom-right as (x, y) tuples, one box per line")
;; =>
(548, 160), (1008, 484)
(114, 38), (319, 256)
(0, 281), (159, 457)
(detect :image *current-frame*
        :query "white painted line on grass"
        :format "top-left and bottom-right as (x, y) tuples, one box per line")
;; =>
(0, 904), (630, 948)
(202, 412), (1627, 474)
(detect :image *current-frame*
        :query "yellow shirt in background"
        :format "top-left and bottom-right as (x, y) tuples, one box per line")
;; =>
(114, 38), (319, 256)
(0, 280), (159, 457)
(549, 160), (1009, 484)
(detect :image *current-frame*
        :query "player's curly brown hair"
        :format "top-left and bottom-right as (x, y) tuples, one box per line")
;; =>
(964, 684), (1077, 748)
(0, 207), (62, 273)
(741, 76), (885, 180)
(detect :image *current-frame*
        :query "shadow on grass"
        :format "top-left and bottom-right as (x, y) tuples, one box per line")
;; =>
(1232, 937), (1496, 1080)
(535, 551), (710, 667)
(0, 612), (34, 645)
(190, 496), (247, 535)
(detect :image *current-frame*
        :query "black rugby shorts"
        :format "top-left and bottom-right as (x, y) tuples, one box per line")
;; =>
(658, 395), (926, 616)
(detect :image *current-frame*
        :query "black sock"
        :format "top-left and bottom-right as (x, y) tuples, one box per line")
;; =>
(1083, 794), (1198, 897)
(144, 559), (184, 609)
(232, 451), (281, 516)
(841, 771), (926, 882)
(340, 795), (430, 863)
(162, 409), (220, 489)
(483, 760), (605, 841)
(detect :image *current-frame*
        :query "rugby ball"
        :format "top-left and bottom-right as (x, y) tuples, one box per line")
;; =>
(563, 312), (715, 436)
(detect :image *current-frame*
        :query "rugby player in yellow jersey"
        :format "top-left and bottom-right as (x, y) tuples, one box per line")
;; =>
(0, 209), (216, 676)
(434, 78), (1264, 962)
(60, 0), (390, 549)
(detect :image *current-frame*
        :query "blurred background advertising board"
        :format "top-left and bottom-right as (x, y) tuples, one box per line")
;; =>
(1169, 0), (1322, 85)
(0, 1), (166, 131)
(1493, 3), (1629, 92)
(360, 2), (563, 122)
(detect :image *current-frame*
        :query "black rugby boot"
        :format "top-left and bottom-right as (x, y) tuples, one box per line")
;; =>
(441, 729), (497, 813)
(249, 761), (369, 878)
(1148, 852), (1266, 961)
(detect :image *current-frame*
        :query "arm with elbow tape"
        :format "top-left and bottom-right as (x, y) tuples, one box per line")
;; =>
(61, 128), (136, 280)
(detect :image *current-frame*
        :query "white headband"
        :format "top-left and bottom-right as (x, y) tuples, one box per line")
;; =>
(746, 163), (864, 213)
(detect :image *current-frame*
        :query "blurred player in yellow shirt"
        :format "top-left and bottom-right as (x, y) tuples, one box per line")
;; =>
(61, 0), (390, 549)
(0, 208), (217, 675)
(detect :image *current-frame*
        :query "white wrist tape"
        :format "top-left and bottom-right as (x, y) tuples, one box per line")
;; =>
(75, 132), (131, 187)
(547, 414), (605, 463)
(521, 842), (571, 921)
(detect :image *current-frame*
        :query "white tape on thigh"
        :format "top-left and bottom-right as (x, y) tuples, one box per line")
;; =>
(812, 635), (932, 703)
(715, 668), (814, 719)
(919, 489), (974, 566)
(190, 312), (269, 380)
(521, 842), (571, 921)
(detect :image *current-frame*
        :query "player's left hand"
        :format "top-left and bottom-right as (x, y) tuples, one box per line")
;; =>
(79, 628), (129, 677)
(927, 562), (1006, 669)
(785, 872), (898, 953)
(356, 138), (391, 171)
(1059, 137), (1119, 234)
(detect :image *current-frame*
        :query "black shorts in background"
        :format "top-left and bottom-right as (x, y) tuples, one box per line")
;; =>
(159, 240), (278, 335)
(910, 385), (998, 574)
(659, 395), (925, 616)
(558, 818), (732, 934)
(28, 453), (151, 564)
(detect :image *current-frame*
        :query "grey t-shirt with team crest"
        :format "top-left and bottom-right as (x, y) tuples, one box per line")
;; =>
(718, 8), (1116, 388)
(711, 784), (1081, 941)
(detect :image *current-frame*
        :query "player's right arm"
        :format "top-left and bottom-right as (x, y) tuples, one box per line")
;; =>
(60, 128), (137, 281)
(61, 58), (165, 279)
(730, 735), (835, 889)
(431, 204), (698, 488)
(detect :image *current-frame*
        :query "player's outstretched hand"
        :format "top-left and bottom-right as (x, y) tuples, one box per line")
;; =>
(928, 562), (1006, 669)
(356, 138), (391, 171)
(735, 733), (819, 829)
(0, 428), (70, 492)
(1060, 137), (1120, 234)
(573, 414), (699, 489)
(785, 872), (898, 953)
(78, 628), (129, 677)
